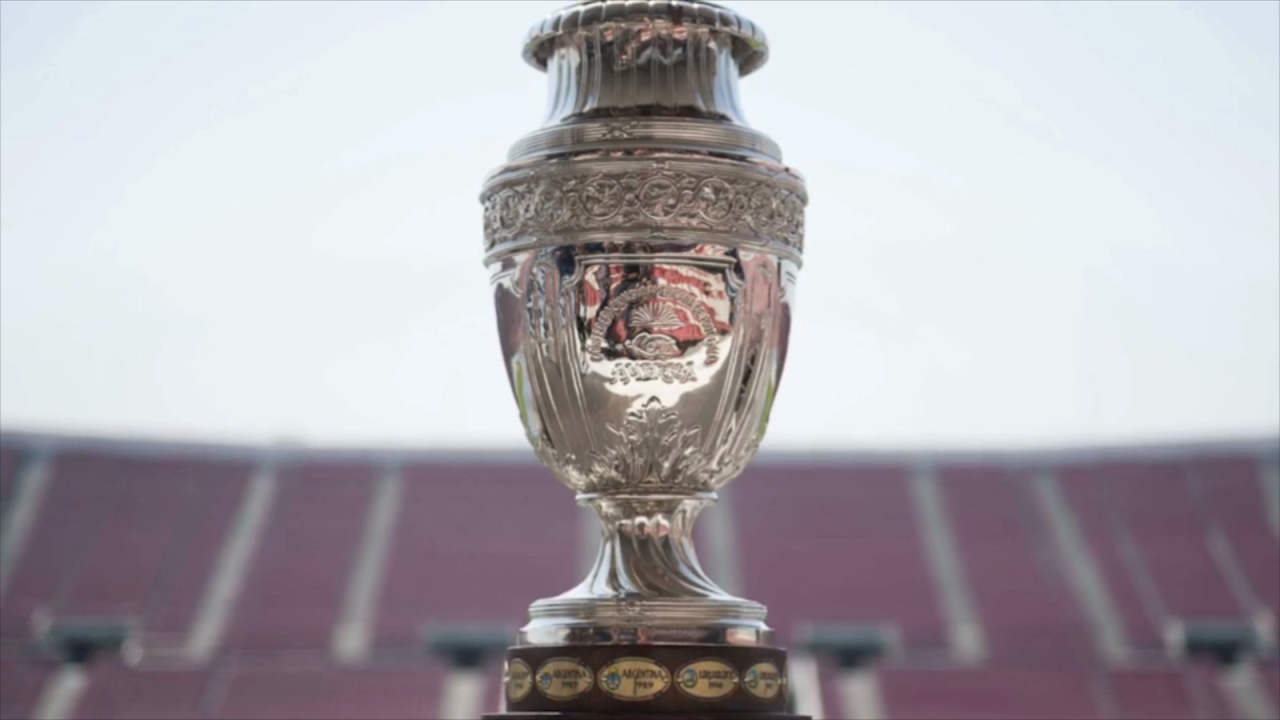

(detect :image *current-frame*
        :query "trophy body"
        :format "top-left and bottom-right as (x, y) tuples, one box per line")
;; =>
(483, 2), (805, 715)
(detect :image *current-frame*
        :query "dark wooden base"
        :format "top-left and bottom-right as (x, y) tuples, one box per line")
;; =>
(491, 643), (805, 718)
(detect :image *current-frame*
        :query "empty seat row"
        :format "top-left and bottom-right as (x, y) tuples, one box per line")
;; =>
(1, 442), (1275, 664)
(6, 656), (1271, 720)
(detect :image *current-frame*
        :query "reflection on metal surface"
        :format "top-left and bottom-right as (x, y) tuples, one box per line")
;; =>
(481, 0), (805, 648)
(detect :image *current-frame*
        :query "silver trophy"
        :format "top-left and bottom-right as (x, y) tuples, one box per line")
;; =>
(482, 0), (805, 713)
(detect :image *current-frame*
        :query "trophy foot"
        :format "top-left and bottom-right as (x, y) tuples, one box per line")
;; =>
(519, 493), (772, 647)
(495, 495), (802, 717)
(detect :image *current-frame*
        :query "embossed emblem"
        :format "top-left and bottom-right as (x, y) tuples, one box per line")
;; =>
(535, 658), (593, 701)
(505, 659), (533, 702)
(676, 658), (739, 700)
(587, 283), (720, 365)
(623, 301), (684, 359)
(598, 657), (671, 701)
(630, 301), (683, 330)
(624, 332), (681, 360)
(742, 661), (783, 701)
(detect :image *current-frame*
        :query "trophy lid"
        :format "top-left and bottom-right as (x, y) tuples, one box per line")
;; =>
(523, 0), (769, 77)
(520, 0), (771, 127)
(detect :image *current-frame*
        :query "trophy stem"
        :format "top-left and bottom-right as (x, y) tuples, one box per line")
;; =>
(580, 493), (723, 600)
(517, 493), (771, 647)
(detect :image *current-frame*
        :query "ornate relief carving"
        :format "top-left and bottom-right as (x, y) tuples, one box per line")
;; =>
(482, 165), (805, 254)
(586, 397), (713, 492)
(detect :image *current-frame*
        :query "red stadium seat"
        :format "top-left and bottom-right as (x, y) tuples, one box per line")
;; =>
(0, 656), (54, 720)
(1100, 461), (1242, 621)
(215, 665), (444, 720)
(938, 465), (1092, 661)
(1, 454), (251, 646)
(1106, 666), (1218, 720)
(1, 435), (1276, 720)
(1192, 456), (1279, 618)
(73, 662), (211, 720)
(0, 447), (21, 509)
(222, 463), (375, 652)
(373, 463), (577, 650)
(879, 666), (1102, 720)
(734, 464), (946, 649)
(1056, 464), (1169, 649)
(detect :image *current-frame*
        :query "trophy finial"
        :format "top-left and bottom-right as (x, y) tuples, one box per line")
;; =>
(524, 0), (768, 75)
(520, 0), (770, 125)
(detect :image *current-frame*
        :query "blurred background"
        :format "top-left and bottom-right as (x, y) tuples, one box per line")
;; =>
(1, 1), (1277, 719)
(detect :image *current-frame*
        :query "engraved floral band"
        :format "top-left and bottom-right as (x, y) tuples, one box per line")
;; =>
(481, 156), (807, 264)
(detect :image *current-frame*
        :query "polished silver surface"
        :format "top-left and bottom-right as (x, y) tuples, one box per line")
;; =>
(507, 117), (783, 163)
(481, 0), (805, 648)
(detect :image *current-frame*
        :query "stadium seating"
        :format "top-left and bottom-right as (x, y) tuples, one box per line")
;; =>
(0, 447), (19, 508)
(69, 661), (447, 720)
(938, 465), (1092, 661)
(878, 666), (1103, 720)
(1, 454), (250, 646)
(223, 462), (375, 652)
(0, 657), (52, 720)
(214, 665), (444, 720)
(73, 662), (211, 720)
(735, 464), (947, 650)
(1192, 456), (1280, 617)
(373, 463), (576, 649)
(1265, 662), (1280, 708)
(1055, 464), (1171, 650)
(0, 433), (1276, 719)
(1100, 461), (1244, 621)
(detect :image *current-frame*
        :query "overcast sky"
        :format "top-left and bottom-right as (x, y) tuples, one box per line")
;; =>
(1, 1), (1277, 451)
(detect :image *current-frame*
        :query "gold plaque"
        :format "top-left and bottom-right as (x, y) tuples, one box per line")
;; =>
(676, 658), (739, 700)
(742, 661), (783, 701)
(598, 657), (671, 702)
(534, 658), (594, 701)
(505, 659), (533, 703)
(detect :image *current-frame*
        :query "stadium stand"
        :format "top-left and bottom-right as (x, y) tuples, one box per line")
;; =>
(735, 464), (946, 652)
(937, 464), (1093, 662)
(0, 448), (19, 509)
(374, 464), (575, 650)
(0, 432), (1276, 719)
(223, 462), (376, 653)
(1192, 457), (1280, 620)
(0, 657), (51, 719)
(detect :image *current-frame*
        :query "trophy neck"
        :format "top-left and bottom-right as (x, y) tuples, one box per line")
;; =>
(517, 493), (773, 647)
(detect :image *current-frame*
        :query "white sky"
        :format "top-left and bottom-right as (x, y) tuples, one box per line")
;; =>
(1, 1), (1277, 451)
